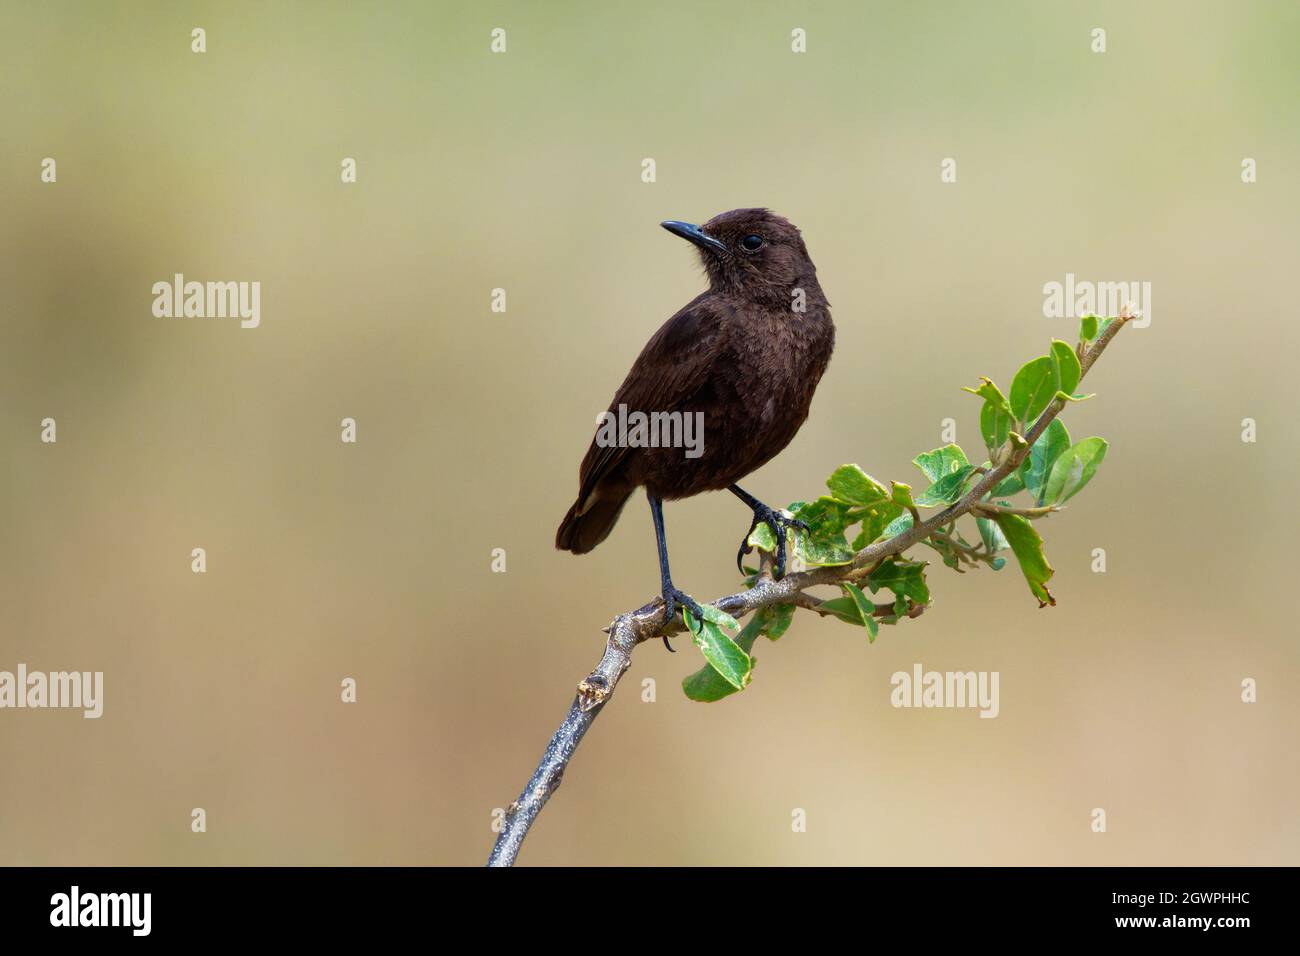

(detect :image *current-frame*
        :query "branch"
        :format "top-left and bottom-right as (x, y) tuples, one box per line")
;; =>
(970, 501), (1059, 518)
(487, 315), (1131, 866)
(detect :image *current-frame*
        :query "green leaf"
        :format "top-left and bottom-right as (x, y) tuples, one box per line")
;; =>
(694, 602), (740, 632)
(681, 665), (743, 702)
(1050, 340), (1082, 395)
(980, 399), (1013, 454)
(1009, 356), (1058, 425)
(991, 471), (1025, 496)
(843, 583), (880, 641)
(747, 521), (777, 554)
(914, 465), (975, 506)
(1019, 418), (1071, 504)
(790, 496), (853, 536)
(682, 612), (766, 702)
(961, 377), (1004, 404)
(890, 481), (916, 510)
(1042, 437), (1108, 504)
(827, 464), (890, 507)
(874, 594), (910, 626)
(993, 513), (1055, 606)
(764, 603), (795, 641)
(783, 497), (858, 565)
(866, 558), (931, 605)
(963, 378), (1007, 403)
(684, 611), (752, 691)
(795, 530), (856, 566)
(926, 534), (961, 569)
(821, 584), (880, 641)
(878, 511), (914, 540)
(883, 593), (908, 623)
(819, 597), (860, 623)
(855, 503), (903, 545)
(912, 444), (971, 483)
(977, 515), (1009, 553)
(965, 378), (1013, 452)
(1079, 314), (1099, 343)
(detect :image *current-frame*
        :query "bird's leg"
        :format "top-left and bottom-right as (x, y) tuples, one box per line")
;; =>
(729, 484), (808, 578)
(647, 492), (704, 648)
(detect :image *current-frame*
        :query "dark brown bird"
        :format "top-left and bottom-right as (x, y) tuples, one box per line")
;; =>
(556, 208), (835, 640)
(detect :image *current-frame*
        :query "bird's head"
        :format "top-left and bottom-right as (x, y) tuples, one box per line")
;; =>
(660, 208), (821, 305)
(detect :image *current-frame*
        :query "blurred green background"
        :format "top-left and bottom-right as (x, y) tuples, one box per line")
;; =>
(1, 1), (1297, 865)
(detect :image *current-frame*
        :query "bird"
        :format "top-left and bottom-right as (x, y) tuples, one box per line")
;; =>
(556, 208), (835, 645)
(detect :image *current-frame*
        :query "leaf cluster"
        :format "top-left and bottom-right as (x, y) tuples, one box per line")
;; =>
(682, 315), (1115, 701)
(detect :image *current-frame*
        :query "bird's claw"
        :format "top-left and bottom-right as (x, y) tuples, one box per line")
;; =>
(736, 508), (807, 578)
(658, 586), (704, 651)
(661, 586), (705, 625)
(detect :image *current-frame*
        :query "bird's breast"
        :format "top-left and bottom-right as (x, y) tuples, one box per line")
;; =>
(634, 303), (833, 500)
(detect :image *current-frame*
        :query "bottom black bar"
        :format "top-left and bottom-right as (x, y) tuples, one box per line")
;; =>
(0, 866), (1275, 941)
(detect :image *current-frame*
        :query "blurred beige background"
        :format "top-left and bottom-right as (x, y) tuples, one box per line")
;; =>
(1, 1), (1296, 865)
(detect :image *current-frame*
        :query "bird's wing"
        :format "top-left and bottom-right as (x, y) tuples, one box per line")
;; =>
(573, 293), (730, 508)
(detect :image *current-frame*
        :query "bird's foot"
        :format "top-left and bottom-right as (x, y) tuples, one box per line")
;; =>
(658, 585), (705, 651)
(736, 506), (809, 578)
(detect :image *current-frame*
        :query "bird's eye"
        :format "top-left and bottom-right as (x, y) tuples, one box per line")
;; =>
(739, 234), (765, 252)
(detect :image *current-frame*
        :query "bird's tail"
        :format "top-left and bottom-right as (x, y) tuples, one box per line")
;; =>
(556, 488), (633, 554)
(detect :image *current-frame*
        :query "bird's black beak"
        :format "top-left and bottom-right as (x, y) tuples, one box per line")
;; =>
(661, 220), (729, 256)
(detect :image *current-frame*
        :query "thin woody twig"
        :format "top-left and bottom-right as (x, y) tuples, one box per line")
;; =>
(970, 501), (1060, 518)
(487, 317), (1130, 866)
